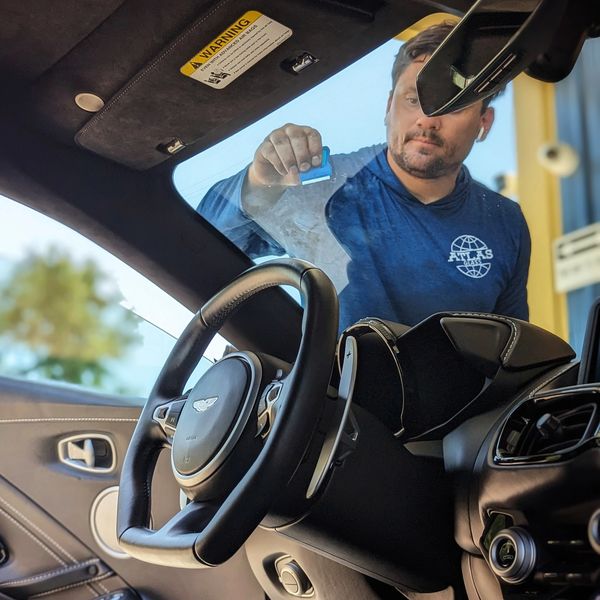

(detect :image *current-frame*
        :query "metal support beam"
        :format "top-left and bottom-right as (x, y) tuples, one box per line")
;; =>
(513, 75), (568, 339)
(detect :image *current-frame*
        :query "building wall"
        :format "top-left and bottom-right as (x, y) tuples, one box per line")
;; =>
(555, 37), (600, 353)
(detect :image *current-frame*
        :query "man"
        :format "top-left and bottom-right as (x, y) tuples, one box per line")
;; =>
(199, 23), (531, 331)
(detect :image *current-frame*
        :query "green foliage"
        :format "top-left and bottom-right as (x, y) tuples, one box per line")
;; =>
(0, 247), (140, 388)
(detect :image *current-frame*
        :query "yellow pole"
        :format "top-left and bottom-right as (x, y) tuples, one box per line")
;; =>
(395, 13), (459, 41)
(397, 15), (568, 338)
(513, 75), (568, 339)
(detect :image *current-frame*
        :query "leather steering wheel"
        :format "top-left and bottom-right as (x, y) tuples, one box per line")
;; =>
(117, 259), (338, 567)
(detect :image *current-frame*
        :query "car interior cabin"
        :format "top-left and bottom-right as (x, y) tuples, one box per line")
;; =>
(0, 1), (599, 599)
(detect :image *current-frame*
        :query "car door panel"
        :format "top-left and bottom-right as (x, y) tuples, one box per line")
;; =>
(0, 376), (263, 600)
(0, 479), (121, 598)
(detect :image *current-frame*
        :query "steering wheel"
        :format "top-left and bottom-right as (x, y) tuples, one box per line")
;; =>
(117, 259), (338, 567)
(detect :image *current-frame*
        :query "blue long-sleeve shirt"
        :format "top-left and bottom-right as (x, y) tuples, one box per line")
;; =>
(198, 145), (530, 331)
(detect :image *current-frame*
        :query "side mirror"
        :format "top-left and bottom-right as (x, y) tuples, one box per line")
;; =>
(416, 0), (568, 116)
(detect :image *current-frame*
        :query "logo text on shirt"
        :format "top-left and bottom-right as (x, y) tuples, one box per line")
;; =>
(448, 235), (494, 279)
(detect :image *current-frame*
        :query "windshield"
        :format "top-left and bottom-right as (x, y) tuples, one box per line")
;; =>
(174, 11), (600, 352)
(173, 17), (599, 356)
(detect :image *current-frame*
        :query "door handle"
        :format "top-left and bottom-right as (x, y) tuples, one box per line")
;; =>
(58, 434), (116, 474)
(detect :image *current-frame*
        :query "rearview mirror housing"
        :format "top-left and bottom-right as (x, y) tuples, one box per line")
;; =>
(416, 0), (568, 116)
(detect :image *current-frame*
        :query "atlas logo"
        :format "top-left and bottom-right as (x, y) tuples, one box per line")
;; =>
(193, 396), (218, 412)
(448, 235), (494, 279)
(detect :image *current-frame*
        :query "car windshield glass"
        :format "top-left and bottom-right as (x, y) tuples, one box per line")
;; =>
(174, 21), (519, 335)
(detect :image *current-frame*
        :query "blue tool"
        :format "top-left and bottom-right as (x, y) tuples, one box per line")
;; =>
(299, 146), (332, 185)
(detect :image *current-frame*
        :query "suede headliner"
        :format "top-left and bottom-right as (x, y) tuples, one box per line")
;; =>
(1, 0), (474, 170)
(74, 0), (432, 169)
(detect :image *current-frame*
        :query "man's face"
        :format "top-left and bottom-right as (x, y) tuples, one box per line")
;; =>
(385, 57), (495, 179)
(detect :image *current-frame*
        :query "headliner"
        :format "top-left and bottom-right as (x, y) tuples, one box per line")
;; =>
(0, 0), (474, 170)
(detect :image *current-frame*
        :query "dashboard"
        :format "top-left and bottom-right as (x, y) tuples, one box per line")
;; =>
(243, 311), (600, 599)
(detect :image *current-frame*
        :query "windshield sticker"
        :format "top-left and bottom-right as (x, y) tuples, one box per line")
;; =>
(180, 11), (292, 89)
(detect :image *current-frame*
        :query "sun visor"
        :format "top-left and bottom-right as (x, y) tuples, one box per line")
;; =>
(73, 0), (420, 170)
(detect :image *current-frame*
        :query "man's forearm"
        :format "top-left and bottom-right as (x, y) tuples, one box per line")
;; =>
(240, 171), (287, 216)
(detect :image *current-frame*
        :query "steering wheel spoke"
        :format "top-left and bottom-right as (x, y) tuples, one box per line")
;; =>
(119, 500), (220, 567)
(256, 379), (284, 439)
(152, 396), (189, 442)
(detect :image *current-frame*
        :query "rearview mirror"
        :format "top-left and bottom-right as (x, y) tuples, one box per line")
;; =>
(416, 0), (568, 116)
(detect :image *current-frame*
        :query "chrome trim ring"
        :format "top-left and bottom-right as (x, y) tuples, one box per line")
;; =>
(489, 527), (537, 584)
(588, 508), (600, 554)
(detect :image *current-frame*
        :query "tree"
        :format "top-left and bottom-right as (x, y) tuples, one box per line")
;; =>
(0, 247), (140, 389)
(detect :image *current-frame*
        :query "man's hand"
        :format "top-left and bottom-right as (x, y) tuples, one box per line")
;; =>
(247, 124), (323, 190)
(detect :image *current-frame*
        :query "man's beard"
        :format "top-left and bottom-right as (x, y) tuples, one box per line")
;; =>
(390, 131), (461, 179)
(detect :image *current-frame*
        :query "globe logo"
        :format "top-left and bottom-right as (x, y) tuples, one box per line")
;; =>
(448, 235), (494, 279)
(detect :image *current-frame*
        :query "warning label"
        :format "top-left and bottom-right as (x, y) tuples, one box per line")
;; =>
(181, 11), (292, 89)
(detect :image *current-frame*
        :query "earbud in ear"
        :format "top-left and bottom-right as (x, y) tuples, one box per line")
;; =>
(476, 126), (486, 142)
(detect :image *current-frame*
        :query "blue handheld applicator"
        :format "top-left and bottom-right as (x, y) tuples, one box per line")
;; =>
(299, 146), (332, 185)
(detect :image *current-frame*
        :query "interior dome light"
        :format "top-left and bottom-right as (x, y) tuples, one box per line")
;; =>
(74, 93), (105, 113)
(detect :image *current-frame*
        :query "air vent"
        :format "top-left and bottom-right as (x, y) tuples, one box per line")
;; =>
(496, 389), (600, 464)
(521, 404), (595, 455)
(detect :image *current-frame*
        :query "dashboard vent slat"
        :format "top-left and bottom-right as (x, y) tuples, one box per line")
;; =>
(524, 404), (595, 456)
(496, 394), (598, 464)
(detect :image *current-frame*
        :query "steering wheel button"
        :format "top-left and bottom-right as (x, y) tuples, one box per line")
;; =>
(164, 400), (187, 429)
(166, 413), (179, 428)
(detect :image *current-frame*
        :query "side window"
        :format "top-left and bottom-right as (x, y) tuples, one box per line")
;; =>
(0, 196), (225, 400)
